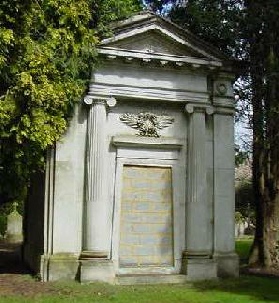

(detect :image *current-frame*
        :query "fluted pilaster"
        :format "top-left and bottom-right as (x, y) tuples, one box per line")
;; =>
(83, 96), (116, 258)
(185, 104), (213, 258)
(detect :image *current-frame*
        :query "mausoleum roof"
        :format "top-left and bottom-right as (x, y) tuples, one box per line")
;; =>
(98, 11), (236, 72)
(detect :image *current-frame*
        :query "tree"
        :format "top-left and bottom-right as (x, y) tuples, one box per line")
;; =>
(169, 0), (245, 58)
(245, 0), (279, 268)
(0, 0), (141, 205)
(143, 0), (173, 13)
(147, 0), (279, 268)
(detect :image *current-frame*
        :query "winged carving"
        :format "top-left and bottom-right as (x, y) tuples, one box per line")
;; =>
(120, 112), (174, 137)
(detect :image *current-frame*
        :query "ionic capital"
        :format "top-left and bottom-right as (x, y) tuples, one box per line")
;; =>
(84, 96), (117, 108)
(185, 103), (214, 115)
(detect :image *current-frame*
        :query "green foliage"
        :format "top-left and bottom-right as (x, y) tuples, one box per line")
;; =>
(235, 161), (254, 219)
(247, 0), (279, 267)
(143, 0), (174, 13)
(235, 237), (253, 261)
(235, 211), (244, 224)
(94, 0), (142, 36)
(0, 0), (141, 203)
(235, 182), (254, 219)
(0, 212), (6, 236)
(169, 0), (244, 58)
(235, 149), (250, 167)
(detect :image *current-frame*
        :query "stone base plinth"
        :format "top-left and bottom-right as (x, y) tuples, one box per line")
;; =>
(40, 254), (79, 281)
(214, 253), (239, 277)
(182, 257), (217, 281)
(79, 259), (115, 283)
(116, 274), (187, 285)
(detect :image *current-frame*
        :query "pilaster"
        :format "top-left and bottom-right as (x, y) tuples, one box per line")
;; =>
(80, 96), (117, 283)
(212, 77), (239, 277)
(82, 96), (116, 258)
(182, 103), (217, 280)
(213, 111), (238, 277)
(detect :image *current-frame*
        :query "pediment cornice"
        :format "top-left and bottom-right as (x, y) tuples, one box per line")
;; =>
(98, 46), (222, 69)
(99, 11), (236, 72)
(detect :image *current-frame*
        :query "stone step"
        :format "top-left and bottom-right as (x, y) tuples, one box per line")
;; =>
(115, 274), (188, 285)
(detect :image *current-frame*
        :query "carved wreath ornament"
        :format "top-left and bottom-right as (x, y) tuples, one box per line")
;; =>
(120, 112), (174, 137)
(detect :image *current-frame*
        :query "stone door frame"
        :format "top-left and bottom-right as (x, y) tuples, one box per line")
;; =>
(111, 138), (184, 275)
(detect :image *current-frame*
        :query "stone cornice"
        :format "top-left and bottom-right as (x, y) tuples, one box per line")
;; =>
(83, 94), (234, 116)
(101, 24), (220, 62)
(104, 11), (231, 63)
(98, 47), (222, 70)
(88, 83), (209, 103)
(214, 106), (235, 116)
(184, 103), (235, 116)
(111, 135), (183, 150)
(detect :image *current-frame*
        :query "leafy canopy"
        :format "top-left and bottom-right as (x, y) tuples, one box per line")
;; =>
(0, 0), (141, 203)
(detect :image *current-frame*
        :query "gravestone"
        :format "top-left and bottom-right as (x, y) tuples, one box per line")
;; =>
(235, 221), (247, 238)
(6, 202), (23, 244)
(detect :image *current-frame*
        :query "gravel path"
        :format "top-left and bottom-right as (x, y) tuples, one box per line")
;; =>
(0, 241), (56, 297)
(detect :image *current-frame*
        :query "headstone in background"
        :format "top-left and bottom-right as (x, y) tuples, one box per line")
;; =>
(235, 220), (253, 238)
(235, 221), (246, 238)
(6, 202), (23, 243)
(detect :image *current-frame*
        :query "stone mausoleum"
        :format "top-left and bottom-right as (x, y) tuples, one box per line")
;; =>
(24, 12), (239, 283)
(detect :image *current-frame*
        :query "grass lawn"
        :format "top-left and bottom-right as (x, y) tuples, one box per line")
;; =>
(235, 236), (253, 262)
(1, 276), (279, 303)
(2, 237), (278, 303)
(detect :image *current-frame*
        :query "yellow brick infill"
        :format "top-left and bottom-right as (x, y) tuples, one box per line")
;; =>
(119, 165), (174, 267)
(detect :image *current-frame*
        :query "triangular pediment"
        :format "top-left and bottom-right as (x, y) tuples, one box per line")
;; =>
(102, 29), (205, 59)
(99, 11), (231, 66)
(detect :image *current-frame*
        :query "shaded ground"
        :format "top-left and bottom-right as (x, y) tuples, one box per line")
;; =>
(0, 241), (28, 274)
(0, 240), (57, 297)
(241, 266), (279, 279)
(1, 240), (279, 299)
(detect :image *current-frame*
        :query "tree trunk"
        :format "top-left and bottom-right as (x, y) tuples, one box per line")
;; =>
(248, 51), (265, 266)
(248, 0), (279, 268)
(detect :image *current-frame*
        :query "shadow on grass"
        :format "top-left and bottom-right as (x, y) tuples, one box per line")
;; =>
(186, 237), (277, 302)
(192, 275), (279, 302)
(0, 241), (30, 274)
